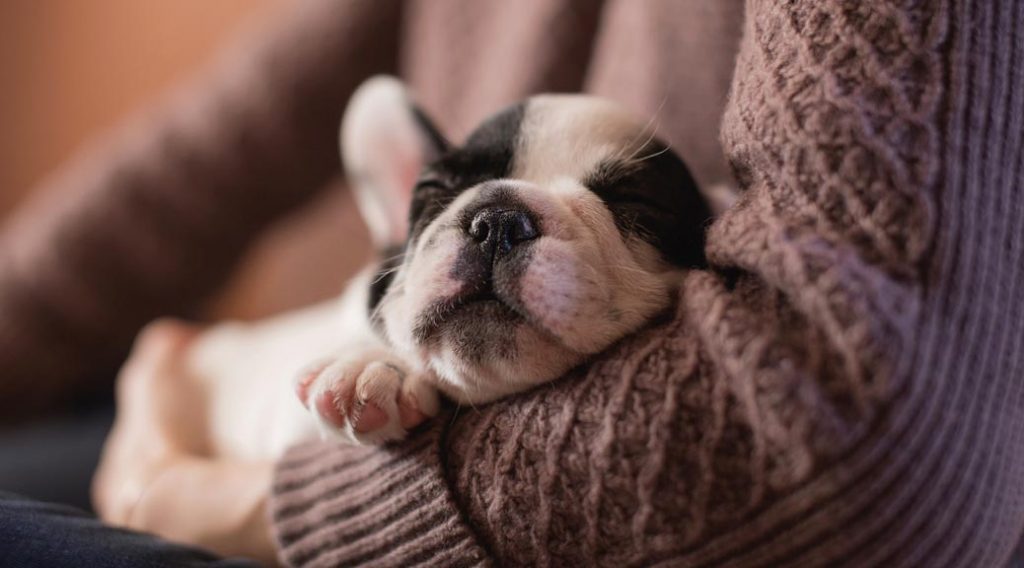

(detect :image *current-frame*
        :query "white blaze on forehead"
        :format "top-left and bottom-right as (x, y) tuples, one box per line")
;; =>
(513, 95), (652, 184)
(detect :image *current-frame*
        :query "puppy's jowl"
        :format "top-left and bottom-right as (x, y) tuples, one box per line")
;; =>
(185, 77), (711, 457)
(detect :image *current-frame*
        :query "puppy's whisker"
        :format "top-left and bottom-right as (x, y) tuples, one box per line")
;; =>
(622, 124), (661, 164)
(630, 144), (671, 164)
(368, 294), (392, 326)
(449, 404), (462, 426)
(615, 96), (667, 164)
(371, 265), (402, 284)
(377, 251), (407, 265)
(379, 251), (406, 263)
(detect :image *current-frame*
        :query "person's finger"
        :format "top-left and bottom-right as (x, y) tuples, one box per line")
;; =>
(118, 319), (201, 397)
(97, 320), (205, 525)
(133, 318), (201, 363)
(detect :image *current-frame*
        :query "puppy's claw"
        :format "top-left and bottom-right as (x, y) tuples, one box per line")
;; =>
(294, 358), (335, 409)
(294, 370), (319, 409)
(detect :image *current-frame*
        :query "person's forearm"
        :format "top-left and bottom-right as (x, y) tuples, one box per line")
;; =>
(131, 458), (277, 565)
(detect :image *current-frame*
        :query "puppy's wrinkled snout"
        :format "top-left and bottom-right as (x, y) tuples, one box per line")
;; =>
(467, 207), (539, 258)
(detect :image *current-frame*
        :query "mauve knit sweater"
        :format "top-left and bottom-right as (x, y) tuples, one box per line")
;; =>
(1, 0), (1023, 566)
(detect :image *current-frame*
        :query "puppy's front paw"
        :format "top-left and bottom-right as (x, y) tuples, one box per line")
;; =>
(294, 350), (439, 445)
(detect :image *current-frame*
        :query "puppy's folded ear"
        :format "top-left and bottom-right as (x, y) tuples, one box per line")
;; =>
(341, 76), (449, 249)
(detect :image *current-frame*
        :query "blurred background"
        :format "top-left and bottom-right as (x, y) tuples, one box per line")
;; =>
(0, 1), (375, 511)
(0, 0), (370, 320)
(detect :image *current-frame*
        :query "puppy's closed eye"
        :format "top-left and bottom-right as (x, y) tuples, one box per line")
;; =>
(600, 191), (663, 210)
(413, 178), (450, 193)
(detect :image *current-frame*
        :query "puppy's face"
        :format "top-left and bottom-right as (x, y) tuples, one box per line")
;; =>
(343, 78), (710, 403)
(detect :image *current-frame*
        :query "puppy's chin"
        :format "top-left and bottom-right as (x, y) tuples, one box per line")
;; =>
(423, 316), (584, 404)
(403, 287), (567, 398)
(417, 296), (524, 362)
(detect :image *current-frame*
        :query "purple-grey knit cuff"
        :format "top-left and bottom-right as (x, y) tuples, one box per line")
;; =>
(270, 425), (490, 567)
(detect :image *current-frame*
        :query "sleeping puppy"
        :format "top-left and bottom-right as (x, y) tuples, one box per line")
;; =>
(184, 77), (710, 459)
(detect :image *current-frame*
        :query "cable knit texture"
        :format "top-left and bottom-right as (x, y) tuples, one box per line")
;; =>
(2, 0), (1022, 565)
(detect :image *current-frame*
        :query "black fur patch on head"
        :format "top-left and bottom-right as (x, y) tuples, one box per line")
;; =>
(406, 103), (526, 243)
(410, 106), (451, 157)
(583, 140), (711, 268)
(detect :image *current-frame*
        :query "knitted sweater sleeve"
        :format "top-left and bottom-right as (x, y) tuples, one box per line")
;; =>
(0, 0), (402, 421)
(271, 1), (1024, 566)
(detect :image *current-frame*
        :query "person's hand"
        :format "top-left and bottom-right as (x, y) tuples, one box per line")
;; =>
(92, 319), (202, 525)
(92, 320), (278, 565)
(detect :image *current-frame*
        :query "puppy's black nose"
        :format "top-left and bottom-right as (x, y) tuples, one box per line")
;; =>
(467, 208), (539, 257)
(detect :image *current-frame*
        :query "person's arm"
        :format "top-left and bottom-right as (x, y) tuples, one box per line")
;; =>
(268, 1), (1024, 566)
(0, 0), (403, 423)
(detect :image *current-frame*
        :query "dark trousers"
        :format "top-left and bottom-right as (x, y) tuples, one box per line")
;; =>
(0, 404), (112, 513)
(0, 492), (259, 567)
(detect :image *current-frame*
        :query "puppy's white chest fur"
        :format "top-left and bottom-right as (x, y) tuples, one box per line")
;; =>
(185, 295), (357, 460)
